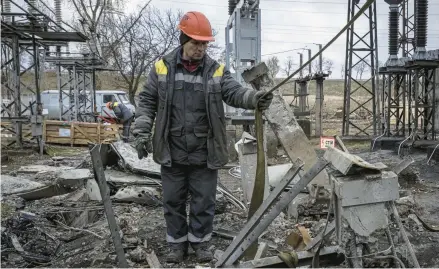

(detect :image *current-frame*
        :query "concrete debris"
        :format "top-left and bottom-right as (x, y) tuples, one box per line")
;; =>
(104, 169), (160, 186)
(57, 168), (92, 181)
(17, 165), (74, 174)
(1, 175), (44, 195)
(112, 186), (161, 205)
(110, 141), (161, 177)
(146, 250), (162, 268)
(129, 246), (147, 262)
(395, 195), (415, 206)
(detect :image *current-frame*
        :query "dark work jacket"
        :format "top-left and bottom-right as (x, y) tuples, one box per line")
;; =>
(168, 52), (209, 166)
(112, 102), (133, 123)
(133, 48), (257, 169)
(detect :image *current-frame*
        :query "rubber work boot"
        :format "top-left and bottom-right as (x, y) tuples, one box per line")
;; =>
(191, 242), (213, 262)
(166, 242), (188, 263)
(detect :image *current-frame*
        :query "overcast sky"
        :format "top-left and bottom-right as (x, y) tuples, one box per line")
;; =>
(9, 0), (439, 79)
(125, 0), (439, 79)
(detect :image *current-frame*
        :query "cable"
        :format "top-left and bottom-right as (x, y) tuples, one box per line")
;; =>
(261, 0), (376, 98)
(426, 143), (439, 165)
(228, 166), (241, 179)
(262, 48), (305, 56)
(155, 0), (439, 15)
(373, 256), (406, 268)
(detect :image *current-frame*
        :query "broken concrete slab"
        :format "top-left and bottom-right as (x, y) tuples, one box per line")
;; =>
(324, 146), (387, 175)
(1, 175), (45, 195)
(17, 165), (74, 174)
(112, 186), (161, 205)
(110, 141), (161, 177)
(56, 169), (92, 189)
(265, 94), (330, 189)
(17, 184), (77, 201)
(57, 169), (92, 181)
(104, 169), (160, 186)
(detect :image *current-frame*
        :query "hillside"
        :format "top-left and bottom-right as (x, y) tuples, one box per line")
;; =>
(19, 72), (375, 98)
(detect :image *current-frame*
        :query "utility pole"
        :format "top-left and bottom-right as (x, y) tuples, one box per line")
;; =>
(313, 43), (324, 137)
(306, 49), (312, 74)
(313, 43), (323, 72)
(297, 52), (303, 77)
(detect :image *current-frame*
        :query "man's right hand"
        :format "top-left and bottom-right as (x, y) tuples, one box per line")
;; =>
(135, 134), (153, 159)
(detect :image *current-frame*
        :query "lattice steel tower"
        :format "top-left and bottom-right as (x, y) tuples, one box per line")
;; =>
(342, 0), (379, 137)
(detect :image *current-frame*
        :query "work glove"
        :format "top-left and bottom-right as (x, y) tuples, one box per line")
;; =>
(134, 134), (153, 160)
(253, 90), (274, 110)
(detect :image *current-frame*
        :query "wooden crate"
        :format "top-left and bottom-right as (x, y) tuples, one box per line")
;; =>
(43, 120), (121, 146)
(1, 122), (32, 146)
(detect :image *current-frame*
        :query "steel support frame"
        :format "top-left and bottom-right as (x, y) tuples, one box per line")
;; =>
(342, 0), (378, 137)
(381, 72), (407, 137)
(1, 34), (45, 147)
(53, 60), (95, 122)
(408, 67), (437, 140)
(399, 0), (416, 59)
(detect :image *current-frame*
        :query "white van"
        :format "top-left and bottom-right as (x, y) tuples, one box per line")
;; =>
(40, 90), (135, 120)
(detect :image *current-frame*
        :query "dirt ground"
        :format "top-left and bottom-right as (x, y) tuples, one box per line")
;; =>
(1, 134), (439, 268)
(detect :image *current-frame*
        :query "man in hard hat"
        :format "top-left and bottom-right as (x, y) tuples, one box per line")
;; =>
(106, 101), (134, 142)
(133, 11), (273, 263)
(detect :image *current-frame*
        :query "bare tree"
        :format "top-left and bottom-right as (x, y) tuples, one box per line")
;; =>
(353, 61), (369, 80)
(70, 0), (116, 57)
(100, 7), (181, 104)
(282, 56), (295, 77)
(266, 56), (280, 78)
(311, 57), (334, 74)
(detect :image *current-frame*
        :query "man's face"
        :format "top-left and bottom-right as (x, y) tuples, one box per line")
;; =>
(183, 39), (208, 60)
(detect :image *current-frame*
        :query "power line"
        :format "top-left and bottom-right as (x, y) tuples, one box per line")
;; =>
(156, 0), (439, 15)
(262, 48), (305, 56)
(213, 22), (439, 32)
(262, 0), (439, 5)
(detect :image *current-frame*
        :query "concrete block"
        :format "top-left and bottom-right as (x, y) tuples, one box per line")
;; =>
(342, 203), (389, 237)
(332, 171), (399, 207)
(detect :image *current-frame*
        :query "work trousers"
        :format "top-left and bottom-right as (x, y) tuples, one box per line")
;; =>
(161, 164), (218, 244)
(122, 116), (133, 142)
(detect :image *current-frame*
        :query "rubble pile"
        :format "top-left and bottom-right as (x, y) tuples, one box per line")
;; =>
(1, 142), (439, 268)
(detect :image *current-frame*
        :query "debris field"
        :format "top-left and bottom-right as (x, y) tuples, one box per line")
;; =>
(1, 140), (439, 268)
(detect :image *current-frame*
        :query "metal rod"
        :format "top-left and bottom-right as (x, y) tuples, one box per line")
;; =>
(216, 159), (328, 267)
(89, 145), (128, 268)
(261, 0), (377, 99)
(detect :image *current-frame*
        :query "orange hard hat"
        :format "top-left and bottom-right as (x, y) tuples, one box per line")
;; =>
(178, 11), (215, 42)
